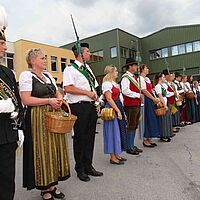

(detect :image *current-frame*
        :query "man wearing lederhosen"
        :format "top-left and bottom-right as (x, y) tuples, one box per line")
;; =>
(121, 58), (143, 155)
(63, 43), (103, 182)
(0, 6), (24, 200)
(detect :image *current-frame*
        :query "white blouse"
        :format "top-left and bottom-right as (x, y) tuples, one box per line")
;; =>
(102, 81), (123, 103)
(155, 84), (167, 105)
(19, 71), (58, 92)
(140, 76), (151, 90)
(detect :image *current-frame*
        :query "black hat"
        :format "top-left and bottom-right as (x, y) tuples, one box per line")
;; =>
(162, 69), (170, 76)
(122, 57), (138, 71)
(175, 72), (181, 77)
(72, 42), (89, 52)
(0, 28), (6, 41)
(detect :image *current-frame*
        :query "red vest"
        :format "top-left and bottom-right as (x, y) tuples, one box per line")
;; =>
(123, 78), (141, 106)
(111, 85), (120, 100)
(145, 80), (153, 93)
(167, 84), (175, 104)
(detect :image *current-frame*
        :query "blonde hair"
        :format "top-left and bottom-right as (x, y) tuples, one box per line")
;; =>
(103, 64), (117, 83)
(26, 48), (44, 68)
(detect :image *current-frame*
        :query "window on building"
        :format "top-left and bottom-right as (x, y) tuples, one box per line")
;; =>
(129, 49), (136, 58)
(178, 44), (185, 54)
(90, 50), (104, 63)
(149, 50), (161, 60)
(6, 53), (14, 70)
(51, 56), (57, 72)
(61, 58), (67, 72)
(172, 46), (178, 56)
(155, 50), (161, 58)
(186, 43), (193, 53)
(110, 47), (117, 58)
(120, 47), (129, 58)
(161, 48), (168, 58)
(193, 41), (200, 52)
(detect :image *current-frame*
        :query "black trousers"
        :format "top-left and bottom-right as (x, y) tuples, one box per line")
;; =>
(0, 142), (17, 200)
(70, 102), (98, 174)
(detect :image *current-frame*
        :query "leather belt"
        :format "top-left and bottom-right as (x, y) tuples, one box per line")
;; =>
(73, 101), (95, 105)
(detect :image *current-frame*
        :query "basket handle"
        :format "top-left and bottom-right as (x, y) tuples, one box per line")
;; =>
(62, 100), (72, 117)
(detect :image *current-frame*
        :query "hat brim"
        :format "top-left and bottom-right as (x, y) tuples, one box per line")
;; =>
(123, 61), (138, 68)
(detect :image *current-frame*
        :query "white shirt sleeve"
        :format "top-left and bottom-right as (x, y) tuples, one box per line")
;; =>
(121, 77), (140, 98)
(19, 71), (33, 92)
(63, 66), (75, 87)
(102, 81), (113, 94)
(140, 76), (147, 90)
(155, 84), (162, 95)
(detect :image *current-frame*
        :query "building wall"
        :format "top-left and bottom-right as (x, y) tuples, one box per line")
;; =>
(141, 25), (200, 76)
(61, 28), (140, 84)
(14, 39), (75, 83)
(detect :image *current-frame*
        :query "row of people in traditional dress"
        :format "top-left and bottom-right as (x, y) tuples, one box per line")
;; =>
(101, 57), (200, 165)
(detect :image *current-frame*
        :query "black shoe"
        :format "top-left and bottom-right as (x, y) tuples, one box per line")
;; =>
(150, 143), (157, 147)
(133, 146), (143, 153)
(160, 137), (171, 142)
(126, 148), (139, 155)
(41, 191), (54, 200)
(110, 159), (124, 165)
(179, 122), (185, 127)
(77, 172), (90, 182)
(143, 142), (154, 148)
(117, 157), (127, 161)
(50, 187), (65, 199)
(85, 168), (103, 176)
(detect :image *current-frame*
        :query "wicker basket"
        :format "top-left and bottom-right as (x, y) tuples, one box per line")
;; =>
(176, 100), (182, 106)
(45, 101), (77, 134)
(185, 92), (195, 100)
(155, 107), (166, 116)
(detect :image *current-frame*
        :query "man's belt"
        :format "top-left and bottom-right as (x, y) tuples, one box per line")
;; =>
(72, 101), (95, 105)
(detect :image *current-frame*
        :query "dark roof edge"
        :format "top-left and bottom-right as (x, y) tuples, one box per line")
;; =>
(142, 24), (200, 39)
(60, 28), (140, 48)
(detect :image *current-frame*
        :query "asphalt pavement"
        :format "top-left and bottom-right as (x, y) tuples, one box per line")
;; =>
(14, 120), (200, 200)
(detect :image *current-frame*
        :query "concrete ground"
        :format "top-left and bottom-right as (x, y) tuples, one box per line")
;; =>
(15, 121), (200, 200)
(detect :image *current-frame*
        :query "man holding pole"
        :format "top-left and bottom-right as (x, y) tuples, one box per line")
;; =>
(63, 42), (103, 182)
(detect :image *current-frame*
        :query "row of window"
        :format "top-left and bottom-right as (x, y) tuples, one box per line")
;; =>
(111, 46), (136, 59)
(2, 53), (68, 73)
(89, 50), (103, 63)
(150, 40), (200, 60)
(89, 46), (136, 62)
(50, 56), (67, 72)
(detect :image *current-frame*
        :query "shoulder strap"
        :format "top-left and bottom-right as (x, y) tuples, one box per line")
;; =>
(70, 63), (95, 91)
(121, 73), (140, 90)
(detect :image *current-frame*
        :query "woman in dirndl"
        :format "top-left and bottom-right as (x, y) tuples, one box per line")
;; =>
(102, 65), (127, 165)
(139, 64), (160, 147)
(182, 75), (196, 124)
(154, 73), (172, 142)
(19, 48), (70, 200)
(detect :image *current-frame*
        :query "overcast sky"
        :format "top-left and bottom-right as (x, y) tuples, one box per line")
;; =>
(1, 0), (200, 47)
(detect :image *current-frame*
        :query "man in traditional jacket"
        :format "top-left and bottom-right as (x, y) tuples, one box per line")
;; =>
(0, 6), (24, 200)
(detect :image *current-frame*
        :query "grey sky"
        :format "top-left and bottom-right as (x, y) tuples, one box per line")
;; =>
(1, 0), (200, 46)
